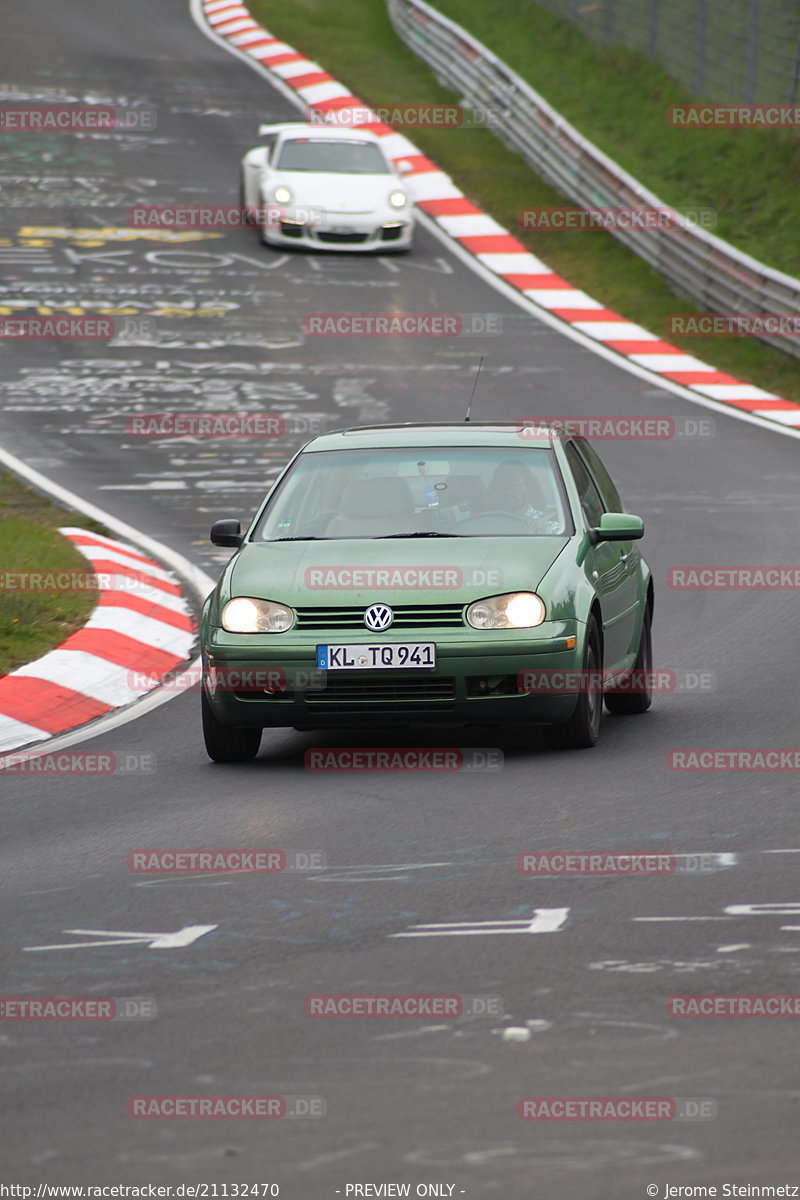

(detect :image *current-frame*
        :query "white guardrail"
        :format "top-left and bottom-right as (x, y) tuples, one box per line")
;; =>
(387, 0), (800, 360)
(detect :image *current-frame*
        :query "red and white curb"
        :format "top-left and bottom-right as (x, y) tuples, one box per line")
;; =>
(198, 0), (800, 432)
(0, 529), (195, 754)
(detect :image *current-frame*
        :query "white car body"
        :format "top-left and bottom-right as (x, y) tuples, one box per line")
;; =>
(240, 123), (415, 252)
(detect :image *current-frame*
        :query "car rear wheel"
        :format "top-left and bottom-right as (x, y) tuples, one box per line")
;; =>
(543, 616), (602, 750)
(604, 607), (653, 715)
(202, 691), (262, 763)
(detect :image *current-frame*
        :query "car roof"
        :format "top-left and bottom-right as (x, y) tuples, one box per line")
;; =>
(273, 123), (383, 145)
(300, 422), (565, 452)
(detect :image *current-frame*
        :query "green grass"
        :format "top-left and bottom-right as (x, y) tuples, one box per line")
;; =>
(434, 0), (800, 274)
(0, 472), (107, 676)
(250, 0), (800, 404)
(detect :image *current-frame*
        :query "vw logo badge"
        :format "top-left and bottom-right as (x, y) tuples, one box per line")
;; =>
(364, 603), (394, 632)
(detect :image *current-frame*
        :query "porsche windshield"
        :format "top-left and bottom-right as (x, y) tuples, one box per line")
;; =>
(254, 447), (572, 540)
(275, 138), (391, 174)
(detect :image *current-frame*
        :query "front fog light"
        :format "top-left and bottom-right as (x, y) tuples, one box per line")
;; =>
(466, 592), (546, 630)
(221, 597), (294, 633)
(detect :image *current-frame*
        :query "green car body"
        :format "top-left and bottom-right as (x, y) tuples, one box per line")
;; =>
(201, 423), (653, 757)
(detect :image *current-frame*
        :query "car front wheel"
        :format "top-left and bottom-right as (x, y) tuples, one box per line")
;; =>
(202, 691), (262, 763)
(543, 616), (602, 750)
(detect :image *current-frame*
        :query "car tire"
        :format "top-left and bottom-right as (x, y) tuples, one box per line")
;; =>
(202, 691), (262, 763)
(604, 606), (653, 715)
(544, 616), (602, 750)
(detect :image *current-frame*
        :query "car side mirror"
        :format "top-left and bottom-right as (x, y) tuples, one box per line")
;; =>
(591, 512), (644, 543)
(210, 519), (243, 547)
(396, 159), (414, 175)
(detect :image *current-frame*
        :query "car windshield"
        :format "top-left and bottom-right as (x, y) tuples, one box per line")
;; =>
(254, 447), (572, 540)
(275, 138), (391, 175)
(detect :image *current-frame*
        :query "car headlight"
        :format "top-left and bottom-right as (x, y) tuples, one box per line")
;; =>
(466, 592), (546, 630)
(273, 185), (292, 205)
(388, 190), (407, 209)
(221, 597), (294, 633)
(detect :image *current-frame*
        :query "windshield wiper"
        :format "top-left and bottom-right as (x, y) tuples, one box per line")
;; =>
(270, 536), (331, 542)
(379, 531), (462, 538)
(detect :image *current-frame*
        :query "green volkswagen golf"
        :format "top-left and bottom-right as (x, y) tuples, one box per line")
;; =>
(200, 422), (653, 761)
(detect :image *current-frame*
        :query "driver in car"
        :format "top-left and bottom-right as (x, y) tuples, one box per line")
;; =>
(488, 460), (561, 533)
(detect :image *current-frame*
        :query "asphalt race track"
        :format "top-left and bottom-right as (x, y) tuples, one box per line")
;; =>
(1, 1), (799, 1195)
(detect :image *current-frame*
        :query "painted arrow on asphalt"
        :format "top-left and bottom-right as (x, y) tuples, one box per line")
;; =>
(23, 925), (217, 952)
(391, 907), (569, 938)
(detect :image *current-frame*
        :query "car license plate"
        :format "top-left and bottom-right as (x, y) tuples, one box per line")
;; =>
(317, 642), (436, 670)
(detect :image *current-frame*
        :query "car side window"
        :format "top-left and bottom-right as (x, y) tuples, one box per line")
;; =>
(573, 438), (623, 513)
(564, 443), (604, 528)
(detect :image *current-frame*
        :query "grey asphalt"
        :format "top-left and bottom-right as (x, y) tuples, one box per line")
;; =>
(1, 1), (799, 1195)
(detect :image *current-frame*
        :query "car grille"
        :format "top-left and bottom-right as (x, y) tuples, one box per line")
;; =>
(279, 221), (304, 238)
(294, 604), (465, 631)
(380, 225), (404, 241)
(305, 675), (456, 710)
(316, 231), (369, 244)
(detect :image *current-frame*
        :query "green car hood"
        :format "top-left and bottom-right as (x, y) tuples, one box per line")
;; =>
(228, 536), (569, 606)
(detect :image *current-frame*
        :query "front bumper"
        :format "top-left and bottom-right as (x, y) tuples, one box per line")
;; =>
(202, 624), (584, 729)
(262, 208), (413, 251)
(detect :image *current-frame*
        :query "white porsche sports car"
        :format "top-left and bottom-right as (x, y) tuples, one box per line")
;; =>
(240, 123), (415, 252)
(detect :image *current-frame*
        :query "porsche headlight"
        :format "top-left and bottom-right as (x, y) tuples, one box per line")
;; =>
(221, 597), (294, 633)
(466, 592), (546, 630)
(273, 185), (292, 205)
(388, 190), (408, 209)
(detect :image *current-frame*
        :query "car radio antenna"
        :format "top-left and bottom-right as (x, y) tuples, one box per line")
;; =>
(464, 355), (485, 423)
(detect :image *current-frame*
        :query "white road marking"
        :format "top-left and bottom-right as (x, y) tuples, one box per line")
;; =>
(717, 944), (751, 952)
(633, 917), (730, 922)
(392, 907), (569, 938)
(725, 903), (800, 916)
(23, 925), (217, 952)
